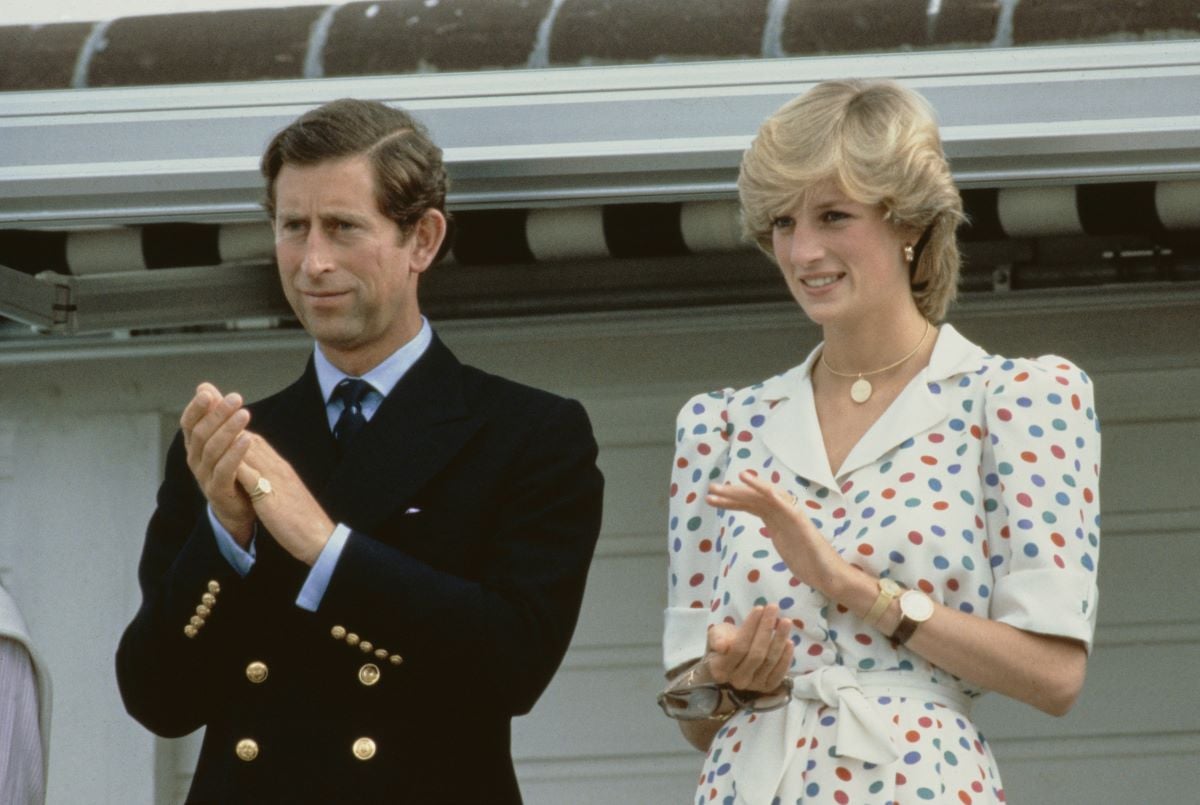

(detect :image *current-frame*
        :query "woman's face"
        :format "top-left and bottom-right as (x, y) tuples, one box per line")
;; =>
(770, 180), (913, 327)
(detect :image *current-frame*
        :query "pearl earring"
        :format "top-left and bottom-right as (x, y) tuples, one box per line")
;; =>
(903, 244), (915, 263)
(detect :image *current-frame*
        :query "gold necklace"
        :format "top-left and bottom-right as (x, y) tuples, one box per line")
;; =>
(820, 320), (931, 404)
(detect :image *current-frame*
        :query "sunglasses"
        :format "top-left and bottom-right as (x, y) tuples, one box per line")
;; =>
(656, 667), (793, 721)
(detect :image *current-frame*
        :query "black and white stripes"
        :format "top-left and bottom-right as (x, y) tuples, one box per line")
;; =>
(1, 181), (1198, 277)
(963, 181), (1200, 240)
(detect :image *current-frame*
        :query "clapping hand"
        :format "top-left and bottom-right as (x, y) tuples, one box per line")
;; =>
(705, 605), (794, 693)
(180, 383), (254, 545)
(706, 470), (847, 598)
(234, 435), (334, 566)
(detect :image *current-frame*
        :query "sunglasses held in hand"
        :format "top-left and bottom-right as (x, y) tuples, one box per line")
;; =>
(657, 662), (793, 721)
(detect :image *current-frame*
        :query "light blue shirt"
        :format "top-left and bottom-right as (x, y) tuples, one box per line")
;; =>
(209, 318), (433, 611)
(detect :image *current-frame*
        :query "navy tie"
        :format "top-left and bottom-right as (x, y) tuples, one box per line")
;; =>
(332, 378), (373, 449)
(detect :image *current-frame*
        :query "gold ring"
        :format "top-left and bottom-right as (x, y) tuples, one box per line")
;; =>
(248, 476), (273, 502)
(785, 491), (799, 508)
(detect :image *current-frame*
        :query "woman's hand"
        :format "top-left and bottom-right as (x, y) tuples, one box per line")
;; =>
(705, 604), (794, 693)
(706, 470), (849, 598)
(672, 606), (794, 753)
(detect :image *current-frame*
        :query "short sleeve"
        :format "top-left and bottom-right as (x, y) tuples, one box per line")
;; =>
(663, 389), (733, 673)
(981, 356), (1101, 652)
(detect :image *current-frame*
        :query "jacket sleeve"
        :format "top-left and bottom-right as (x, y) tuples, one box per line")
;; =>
(114, 431), (249, 737)
(313, 396), (604, 716)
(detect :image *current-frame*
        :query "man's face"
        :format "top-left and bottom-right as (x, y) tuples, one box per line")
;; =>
(272, 155), (438, 373)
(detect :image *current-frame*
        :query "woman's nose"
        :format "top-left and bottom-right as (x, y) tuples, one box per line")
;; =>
(787, 226), (824, 266)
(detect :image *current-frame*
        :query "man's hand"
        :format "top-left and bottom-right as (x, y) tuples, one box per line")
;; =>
(235, 435), (335, 566)
(181, 382), (254, 546)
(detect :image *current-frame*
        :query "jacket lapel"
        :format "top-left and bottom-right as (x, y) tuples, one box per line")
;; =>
(247, 358), (339, 582)
(255, 358), (339, 494)
(317, 334), (483, 532)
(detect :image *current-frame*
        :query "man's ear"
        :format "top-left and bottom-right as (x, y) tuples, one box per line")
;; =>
(409, 209), (447, 274)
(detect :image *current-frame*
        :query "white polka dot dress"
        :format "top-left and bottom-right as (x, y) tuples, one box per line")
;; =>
(664, 325), (1101, 805)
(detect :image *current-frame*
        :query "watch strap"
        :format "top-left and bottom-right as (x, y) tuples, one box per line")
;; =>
(891, 613), (921, 645)
(864, 578), (901, 627)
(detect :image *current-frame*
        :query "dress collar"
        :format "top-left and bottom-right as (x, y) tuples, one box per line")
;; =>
(759, 323), (986, 488)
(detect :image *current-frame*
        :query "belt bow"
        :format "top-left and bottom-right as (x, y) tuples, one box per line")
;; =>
(734, 665), (902, 805)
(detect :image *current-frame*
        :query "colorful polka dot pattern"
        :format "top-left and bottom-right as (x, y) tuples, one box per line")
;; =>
(666, 340), (1100, 804)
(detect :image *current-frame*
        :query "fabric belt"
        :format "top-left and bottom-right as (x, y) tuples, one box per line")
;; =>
(734, 666), (972, 805)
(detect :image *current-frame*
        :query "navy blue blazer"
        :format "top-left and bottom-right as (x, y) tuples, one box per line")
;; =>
(116, 334), (604, 804)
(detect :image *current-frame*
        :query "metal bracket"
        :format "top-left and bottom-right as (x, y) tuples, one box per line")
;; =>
(1, 262), (289, 335)
(0, 264), (70, 331)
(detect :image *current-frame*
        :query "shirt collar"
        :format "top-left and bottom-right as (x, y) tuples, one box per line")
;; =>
(760, 322), (985, 403)
(313, 316), (434, 403)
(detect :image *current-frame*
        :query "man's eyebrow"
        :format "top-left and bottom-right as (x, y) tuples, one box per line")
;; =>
(275, 209), (369, 224)
(319, 210), (371, 224)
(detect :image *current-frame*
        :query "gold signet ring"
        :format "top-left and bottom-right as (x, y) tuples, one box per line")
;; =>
(248, 477), (273, 502)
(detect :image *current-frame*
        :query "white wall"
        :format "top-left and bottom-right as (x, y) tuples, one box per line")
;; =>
(0, 413), (160, 804)
(0, 292), (1197, 803)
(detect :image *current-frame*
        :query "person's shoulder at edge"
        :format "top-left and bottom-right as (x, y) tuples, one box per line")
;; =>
(976, 350), (1096, 399)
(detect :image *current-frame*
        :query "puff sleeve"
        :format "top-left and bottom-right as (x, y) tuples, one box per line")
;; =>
(663, 389), (733, 673)
(981, 356), (1101, 652)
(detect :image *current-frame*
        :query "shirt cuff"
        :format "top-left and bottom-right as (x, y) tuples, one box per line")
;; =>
(991, 569), (1099, 655)
(208, 505), (255, 576)
(663, 606), (710, 673)
(296, 523), (351, 612)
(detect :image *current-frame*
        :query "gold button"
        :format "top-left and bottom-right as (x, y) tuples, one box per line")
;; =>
(201, 593), (216, 607)
(358, 663), (380, 686)
(207, 580), (221, 594)
(352, 737), (376, 760)
(374, 648), (388, 660)
(235, 738), (259, 762)
(389, 654), (403, 666)
(359, 641), (373, 653)
(245, 661), (268, 684)
(195, 604), (211, 617)
(189, 615), (205, 628)
(331, 625), (346, 640)
(184, 624), (198, 639)
(345, 633), (360, 647)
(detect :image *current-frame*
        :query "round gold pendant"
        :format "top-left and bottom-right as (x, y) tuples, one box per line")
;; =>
(850, 377), (873, 404)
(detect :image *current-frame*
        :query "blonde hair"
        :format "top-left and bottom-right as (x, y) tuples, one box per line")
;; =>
(738, 79), (964, 322)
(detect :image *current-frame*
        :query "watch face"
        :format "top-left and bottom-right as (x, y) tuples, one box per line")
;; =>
(900, 590), (935, 621)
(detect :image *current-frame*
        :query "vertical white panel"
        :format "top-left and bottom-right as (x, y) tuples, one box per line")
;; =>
(0, 412), (162, 805)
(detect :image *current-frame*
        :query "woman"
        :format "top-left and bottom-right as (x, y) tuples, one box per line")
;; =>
(661, 80), (1100, 804)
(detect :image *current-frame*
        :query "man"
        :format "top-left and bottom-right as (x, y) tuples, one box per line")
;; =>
(0, 583), (50, 805)
(116, 99), (604, 804)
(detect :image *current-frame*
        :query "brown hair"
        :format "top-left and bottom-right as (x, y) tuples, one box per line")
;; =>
(261, 98), (448, 238)
(738, 80), (963, 321)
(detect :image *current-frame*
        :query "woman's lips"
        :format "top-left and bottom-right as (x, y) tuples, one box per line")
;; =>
(798, 273), (845, 289)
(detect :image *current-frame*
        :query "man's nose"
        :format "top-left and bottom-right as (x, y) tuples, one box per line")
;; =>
(301, 231), (335, 275)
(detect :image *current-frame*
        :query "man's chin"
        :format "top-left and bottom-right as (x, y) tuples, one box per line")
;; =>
(305, 322), (361, 351)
